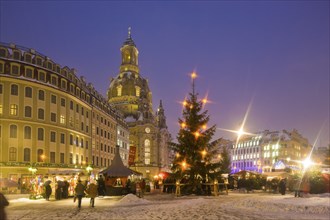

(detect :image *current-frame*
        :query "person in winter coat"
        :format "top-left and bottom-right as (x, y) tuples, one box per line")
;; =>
(140, 179), (146, 198)
(279, 178), (286, 195)
(0, 193), (9, 220)
(45, 184), (52, 201)
(86, 181), (98, 207)
(75, 180), (86, 208)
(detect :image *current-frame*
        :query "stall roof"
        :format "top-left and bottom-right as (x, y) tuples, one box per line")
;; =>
(100, 146), (142, 177)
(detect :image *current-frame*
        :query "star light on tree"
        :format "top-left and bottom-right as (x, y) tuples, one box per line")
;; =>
(170, 71), (221, 195)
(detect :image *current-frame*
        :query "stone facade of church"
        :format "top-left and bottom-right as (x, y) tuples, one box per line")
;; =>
(107, 29), (172, 179)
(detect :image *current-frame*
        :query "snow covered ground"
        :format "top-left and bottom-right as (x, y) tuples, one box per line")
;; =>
(5, 192), (330, 220)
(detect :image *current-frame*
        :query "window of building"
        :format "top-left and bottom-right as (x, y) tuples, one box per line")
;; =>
(70, 134), (73, 145)
(145, 139), (151, 165)
(117, 85), (122, 96)
(25, 54), (32, 63)
(76, 104), (79, 113)
(10, 125), (17, 138)
(25, 68), (33, 78)
(70, 84), (74, 94)
(60, 115), (65, 124)
(38, 90), (45, 100)
(13, 51), (20, 60)
(24, 148), (30, 162)
(50, 112), (56, 122)
(76, 136), (79, 146)
(10, 104), (18, 116)
(37, 149), (44, 162)
(0, 105), (2, 115)
(61, 79), (67, 90)
(135, 86), (140, 97)
(81, 107), (84, 115)
(25, 87), (32, 98)
(37, 128), (44, 141)
(70, 153), (73, 164)
(24, 126), (31, 139)
(50, 131), (56, 142)
(70, 101), (73, 110)
(9, 147), (17, 161)
(38, 108), (44, 120)
(0, 62), (4, 73)
(0, 84), (2, 94)
(60, 133), (65, 144)
(60, 153), (65, 164)
(61, 98), (65, 107)
(50, 152), (55, 163)
(76, 154), (79, 164)
(51, 75), (57, 86)
(81, 122), (84, 131)
(24, 106), (32, 117)
(86, 140), (89, 149)
(38, 71), (46, 82)
(36, 57), (42, 66)
(11, 65), (19, 76)
(51, 95), (56, 104)
(11, 84), (18, 96)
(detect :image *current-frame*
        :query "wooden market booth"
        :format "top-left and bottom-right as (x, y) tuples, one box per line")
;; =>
(99, 146), (142, 196)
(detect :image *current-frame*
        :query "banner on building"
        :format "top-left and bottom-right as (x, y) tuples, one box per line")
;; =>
(128, 146), (136, 166)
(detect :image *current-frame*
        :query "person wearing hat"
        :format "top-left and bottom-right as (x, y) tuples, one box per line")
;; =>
(75, 180), (86, 208)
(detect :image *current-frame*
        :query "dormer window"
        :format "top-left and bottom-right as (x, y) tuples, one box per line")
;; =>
(117, 85), (122, 96)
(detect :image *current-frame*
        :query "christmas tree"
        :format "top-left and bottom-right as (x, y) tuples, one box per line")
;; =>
(170, 72), (220, 194)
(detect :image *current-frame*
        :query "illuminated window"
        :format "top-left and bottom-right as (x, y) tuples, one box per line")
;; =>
(145, 139), (151, 165)
(135, 86), (140, 97)
(10, 104), (18, 116)
(117, 85), (122, 96)
(10, 125), (17, 138)
(60, 115), (65, 124)
(9, 147), (17, 161)
(0, 105), (2, 114)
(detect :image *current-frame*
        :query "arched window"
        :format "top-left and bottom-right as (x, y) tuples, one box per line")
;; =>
(10, 125), (17, 138)
(9, 147), (17, 161)
(11, 84), (18, 95)
(24, 148), (31, 162)
(25, 87), (32, 98)
(144, 139), (151, 165)
(25, 106), (32, 118)
(24, 126), (31, 139)
(37, 128), (44, 141)
(38, 108), (44, 120)
(10, 104), (18, 116)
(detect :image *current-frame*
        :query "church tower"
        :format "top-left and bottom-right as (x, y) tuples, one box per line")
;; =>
(108, 28), (172, 178)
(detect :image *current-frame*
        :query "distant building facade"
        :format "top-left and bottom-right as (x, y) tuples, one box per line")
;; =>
(231, 129), (312, 173)
(107, 30), (172, 179)
(0, 42), (128, 192)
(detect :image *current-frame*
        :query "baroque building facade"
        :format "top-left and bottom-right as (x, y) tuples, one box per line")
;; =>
(107, 30), (172, 179)
(0, 42), (129, 193)
(231, 129), (312, 173)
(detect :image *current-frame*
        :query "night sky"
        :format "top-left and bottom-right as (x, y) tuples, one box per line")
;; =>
(1, 1), (329, 148)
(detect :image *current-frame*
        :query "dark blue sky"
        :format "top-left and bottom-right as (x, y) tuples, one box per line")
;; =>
(1, 1), (329, 148)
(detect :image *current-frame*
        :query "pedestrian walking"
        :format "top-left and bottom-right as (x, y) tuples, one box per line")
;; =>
(279, 178), (286, 195)
(140, 179), (146, 198)
(97, 175), (106, 196)
(86, 181), (98, 207)
(45, 184), (52, 201)
(0, 192), (9, 220)
(75, 180), (86, 208)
